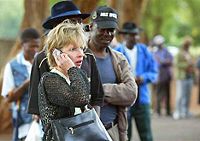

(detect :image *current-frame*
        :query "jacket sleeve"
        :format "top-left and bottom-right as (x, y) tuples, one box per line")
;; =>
(90, 56), (104, 106)
(27, 54), (41, 115)
(28, 51), (49, 115)
(140, 51), (158, 84)
(103, 53), (137, 106)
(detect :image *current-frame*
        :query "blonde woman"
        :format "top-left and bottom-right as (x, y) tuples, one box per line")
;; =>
(38, 21), (90, 140)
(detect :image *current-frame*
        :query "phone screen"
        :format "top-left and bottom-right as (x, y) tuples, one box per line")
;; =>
(53, 49), (61, 56)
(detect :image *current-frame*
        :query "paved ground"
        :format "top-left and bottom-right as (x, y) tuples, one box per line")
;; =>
(1, 82), (200, 141)
(131, 114), (200, 141)
(1, 114), (200, 141)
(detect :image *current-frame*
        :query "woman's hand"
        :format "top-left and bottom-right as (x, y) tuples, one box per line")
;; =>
(54, 53), (75, 72)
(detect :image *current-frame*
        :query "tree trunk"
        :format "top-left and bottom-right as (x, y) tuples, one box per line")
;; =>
(8, 0), (49, 60)
(108, 0), (149, 43)
(108, 0), (149, 28)
(74, 0), (149, 27)
(74, 0), (100, 23)
(153, 16), (163, 35)
(121, 0), (148, 25)
(107, 0), (118, 10)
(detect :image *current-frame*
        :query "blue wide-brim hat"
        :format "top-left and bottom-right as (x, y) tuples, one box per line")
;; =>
(43, 1), (90, 29)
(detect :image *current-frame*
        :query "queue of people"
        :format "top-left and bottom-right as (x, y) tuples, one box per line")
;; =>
(1, 1), (199, 141)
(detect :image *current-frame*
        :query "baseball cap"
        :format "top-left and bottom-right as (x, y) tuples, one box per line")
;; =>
(91, 6), (118, 29)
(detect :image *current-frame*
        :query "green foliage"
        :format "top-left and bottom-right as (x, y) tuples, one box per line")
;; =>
(143, 0), (200, 46)
(0, 0), (24, 39)
(50, 0), (60, 7)
(98, 0), (107, 6)
(0, 0), (59, 40)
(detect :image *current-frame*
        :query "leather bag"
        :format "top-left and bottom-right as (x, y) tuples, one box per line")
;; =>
(51, 108), (112, 141)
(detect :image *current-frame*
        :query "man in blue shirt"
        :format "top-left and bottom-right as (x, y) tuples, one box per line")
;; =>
(115, 22), (158, 141)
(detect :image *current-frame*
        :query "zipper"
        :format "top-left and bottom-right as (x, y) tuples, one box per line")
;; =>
(65, 120), (94, 134)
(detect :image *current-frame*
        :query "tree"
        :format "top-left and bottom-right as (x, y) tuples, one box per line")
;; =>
(107, 0), (149, 43)
(76, 0), (149, 27)
(1, 0), (49, 90)
(74, 0), (100, 13)
(108, 0), (149, 26)
(8, 0), (49, 60)
(74, 0), (100, 23)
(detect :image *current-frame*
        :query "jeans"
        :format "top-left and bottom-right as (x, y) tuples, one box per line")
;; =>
(174, 79), (193, 118)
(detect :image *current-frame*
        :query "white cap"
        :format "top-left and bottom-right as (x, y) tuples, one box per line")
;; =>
(153, 35), (165, 45)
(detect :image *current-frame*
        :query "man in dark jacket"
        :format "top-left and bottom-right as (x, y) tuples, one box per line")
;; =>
(88, 6), (137, 141)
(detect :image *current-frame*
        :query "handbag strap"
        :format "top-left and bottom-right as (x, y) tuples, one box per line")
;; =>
(85, 104), (93, 110)
(80, 104), (92, 113)
(76, 104), (92, 114)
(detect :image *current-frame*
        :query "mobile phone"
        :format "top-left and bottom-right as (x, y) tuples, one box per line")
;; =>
(53, 48), (61, 56)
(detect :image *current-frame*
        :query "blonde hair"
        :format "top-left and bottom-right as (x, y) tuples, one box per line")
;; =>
(45, 20), (87, 69)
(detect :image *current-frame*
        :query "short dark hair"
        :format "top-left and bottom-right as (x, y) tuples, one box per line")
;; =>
(20, 28), (40, 43)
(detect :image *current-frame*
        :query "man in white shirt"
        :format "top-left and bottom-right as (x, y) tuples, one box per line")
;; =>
(1, 28), (40, 141)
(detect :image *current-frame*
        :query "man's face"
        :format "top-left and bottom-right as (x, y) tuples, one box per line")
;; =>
(90, 23), (115, 48)
(22, 38), (40, 60)
(124, 33), (138, 47)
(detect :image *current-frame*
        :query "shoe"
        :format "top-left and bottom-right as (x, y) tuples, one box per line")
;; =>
(173, 112), (180, 120)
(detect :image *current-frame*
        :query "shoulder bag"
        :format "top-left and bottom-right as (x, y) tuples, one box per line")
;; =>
(51, 108), (112, 141)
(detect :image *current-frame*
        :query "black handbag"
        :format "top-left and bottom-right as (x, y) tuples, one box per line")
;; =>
(51, 108), (112, 141)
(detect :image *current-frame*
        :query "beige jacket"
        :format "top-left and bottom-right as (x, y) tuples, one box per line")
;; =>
(103, 47), (138, 141)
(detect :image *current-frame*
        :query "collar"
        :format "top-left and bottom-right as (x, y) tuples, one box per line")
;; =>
(51, 68), (70, 84)
(16, 51), (32, 67)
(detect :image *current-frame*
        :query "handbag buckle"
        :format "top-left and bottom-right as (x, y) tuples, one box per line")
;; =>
(69, 127), (74, 134)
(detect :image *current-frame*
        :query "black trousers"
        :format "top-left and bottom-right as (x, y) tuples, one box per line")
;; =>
(156, 81), (171, 115)
(128, 104), (153, 141)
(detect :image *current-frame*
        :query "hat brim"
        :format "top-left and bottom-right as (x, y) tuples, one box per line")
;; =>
(43, 13), (90, 29)
(118, 29), (140, 34)
(96, 21), (118, 29)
